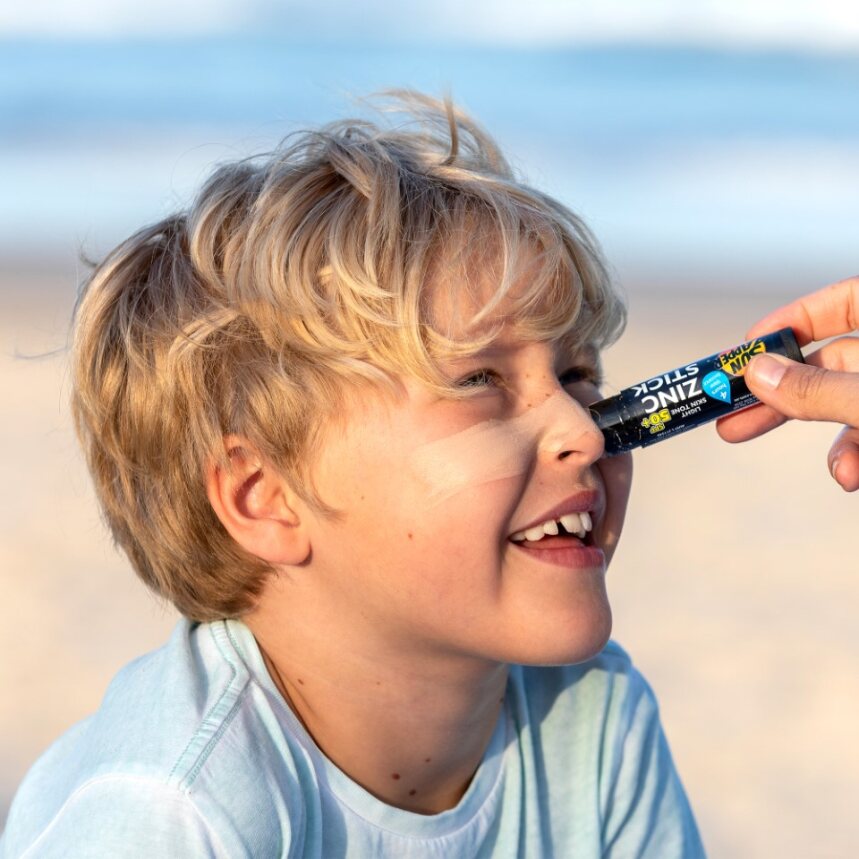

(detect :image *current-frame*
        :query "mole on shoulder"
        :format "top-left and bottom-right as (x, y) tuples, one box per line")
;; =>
(409, 789), (417, 796)
(392, 773), (400, 780)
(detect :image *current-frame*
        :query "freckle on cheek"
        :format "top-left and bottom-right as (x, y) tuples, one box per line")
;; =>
(407, 532), (413, 540)
(297, 678), (304, 685)
(391, 773), (400, 780)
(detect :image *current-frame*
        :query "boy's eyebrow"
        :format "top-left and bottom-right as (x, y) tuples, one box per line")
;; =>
(569, 342), (600, 365)
(434, 344), (506, 365)
(439, 341), (599, 366)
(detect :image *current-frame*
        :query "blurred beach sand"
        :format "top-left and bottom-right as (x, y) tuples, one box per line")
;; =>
(1, 262), (856, 857)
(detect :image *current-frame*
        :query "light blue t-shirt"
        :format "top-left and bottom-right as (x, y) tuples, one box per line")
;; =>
(1, 620), (705, 857)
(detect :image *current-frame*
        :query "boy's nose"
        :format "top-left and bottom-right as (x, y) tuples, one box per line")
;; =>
(537, 390), (605, 465)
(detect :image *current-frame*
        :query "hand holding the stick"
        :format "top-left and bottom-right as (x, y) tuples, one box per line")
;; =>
(716, 276), (859, 491)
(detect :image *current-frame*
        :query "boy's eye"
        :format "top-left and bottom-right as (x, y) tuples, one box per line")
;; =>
(559, 366), (602, 388)
(455, 367), (602, 389)
(457, 369), (501, 389)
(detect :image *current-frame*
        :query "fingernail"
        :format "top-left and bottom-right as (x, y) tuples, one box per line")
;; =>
(830, 456), (842, 482)
(750, 354), (787, 390)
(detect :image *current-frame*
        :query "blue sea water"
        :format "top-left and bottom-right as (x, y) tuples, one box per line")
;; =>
(2, 38), (858, 286)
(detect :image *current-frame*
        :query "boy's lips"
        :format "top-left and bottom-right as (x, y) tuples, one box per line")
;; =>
(510, 540), (605, 569)
(508, 489), (601, 539)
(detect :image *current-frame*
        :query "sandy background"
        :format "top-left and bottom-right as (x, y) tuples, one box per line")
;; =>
(1, 261), (856, 857)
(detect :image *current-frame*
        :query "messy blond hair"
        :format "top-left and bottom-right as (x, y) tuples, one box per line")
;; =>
(71, 90), (626, 621)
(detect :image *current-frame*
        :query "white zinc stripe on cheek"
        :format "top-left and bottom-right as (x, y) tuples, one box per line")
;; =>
(409, 391), (593, 506)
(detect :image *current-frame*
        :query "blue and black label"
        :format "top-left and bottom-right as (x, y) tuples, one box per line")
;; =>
(589, 327), (804, 456)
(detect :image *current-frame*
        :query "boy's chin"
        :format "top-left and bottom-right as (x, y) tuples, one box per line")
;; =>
(507, 604), (613, 668)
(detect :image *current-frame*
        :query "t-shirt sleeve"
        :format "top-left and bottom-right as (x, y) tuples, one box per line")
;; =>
(10, 776), (227, 859)
(601, 667), (706, 859)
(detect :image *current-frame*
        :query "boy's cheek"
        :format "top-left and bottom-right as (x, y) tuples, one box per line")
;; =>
(596, 451), (633, 565)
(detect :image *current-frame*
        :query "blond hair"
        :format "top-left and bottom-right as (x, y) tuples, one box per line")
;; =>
(71, 90), (626, 621)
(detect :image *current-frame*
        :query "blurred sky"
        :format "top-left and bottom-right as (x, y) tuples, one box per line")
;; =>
(2, 1), (858, 289)
(4, 0), (859, 49)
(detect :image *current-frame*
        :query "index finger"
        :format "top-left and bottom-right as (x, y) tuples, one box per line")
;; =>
(746, 276), (859, 346)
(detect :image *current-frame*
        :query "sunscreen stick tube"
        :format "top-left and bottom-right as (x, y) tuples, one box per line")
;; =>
(589, 327), (804, 457)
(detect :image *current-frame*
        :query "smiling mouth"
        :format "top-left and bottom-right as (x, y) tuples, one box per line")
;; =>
(507, 513), (606, 574)
(509, 511), (595, 547)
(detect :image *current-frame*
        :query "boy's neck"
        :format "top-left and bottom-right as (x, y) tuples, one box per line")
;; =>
(249, 613), (508, 815)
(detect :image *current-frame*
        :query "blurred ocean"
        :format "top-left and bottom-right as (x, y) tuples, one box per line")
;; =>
(2, 38), (858, 287)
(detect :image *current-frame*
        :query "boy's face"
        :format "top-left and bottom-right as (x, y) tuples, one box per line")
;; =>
(297, 280), (632, 668)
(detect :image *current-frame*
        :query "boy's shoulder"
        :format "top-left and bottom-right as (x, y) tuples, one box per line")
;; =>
(510, 644), (703, 856)
(2, 620), (307, 858)
(511, 640), (664, 775)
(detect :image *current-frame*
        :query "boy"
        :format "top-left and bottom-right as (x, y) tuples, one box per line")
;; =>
(1, 91), (705, 857)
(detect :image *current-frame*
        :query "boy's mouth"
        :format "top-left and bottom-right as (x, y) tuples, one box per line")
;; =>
(509, 511), (595, 549)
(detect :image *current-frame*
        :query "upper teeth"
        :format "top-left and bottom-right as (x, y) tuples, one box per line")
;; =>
(510, 511), (593, 543)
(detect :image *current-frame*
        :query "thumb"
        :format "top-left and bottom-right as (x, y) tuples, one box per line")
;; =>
(745, 353), (859, 427)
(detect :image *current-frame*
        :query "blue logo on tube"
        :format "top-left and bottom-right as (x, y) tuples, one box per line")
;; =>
(702, 371), (731, 403)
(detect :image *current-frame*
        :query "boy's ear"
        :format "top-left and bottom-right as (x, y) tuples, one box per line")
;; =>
(205, 435), (311, 566)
